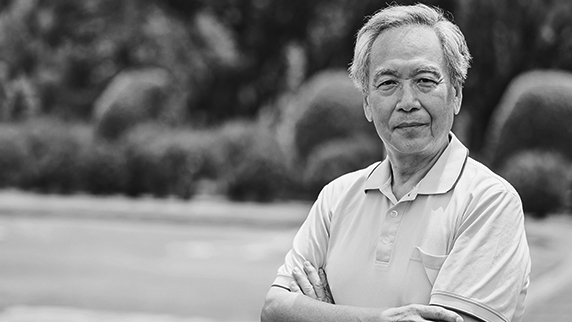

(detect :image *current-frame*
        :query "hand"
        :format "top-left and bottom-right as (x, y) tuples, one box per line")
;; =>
(290, 261), (335, 304)
(380, 304), (464, 322)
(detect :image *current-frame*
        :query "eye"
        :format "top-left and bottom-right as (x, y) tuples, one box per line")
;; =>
(417, 78), (438, 86)
(416, 77), (441, 92)
(376, 79), (398, 90)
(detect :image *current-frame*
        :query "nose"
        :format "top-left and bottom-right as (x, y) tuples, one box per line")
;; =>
(396, 82), (421, 112)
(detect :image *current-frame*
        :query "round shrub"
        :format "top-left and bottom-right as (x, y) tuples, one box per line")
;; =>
(484, 70), (572, 168)
(93, 68), (181, 141)
(122, 124), (210, 199)
(214, 121), (291, 202)
(208, 121), (261, 180)
(278, 70), (377, 164)
(499, 150), (571, 219)
(302, 136), (384, 198)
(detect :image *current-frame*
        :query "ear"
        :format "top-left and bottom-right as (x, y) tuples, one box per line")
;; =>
(453, 86), (463, 115)
(363, 95), (373, 122)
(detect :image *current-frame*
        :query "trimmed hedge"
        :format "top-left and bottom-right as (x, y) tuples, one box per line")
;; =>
(78, 142), (128, 195)
(21, 119), (92, 193)
(121, 123), (214, 199)
(93, 68), (181, 141)
(484, 70), (572, 169)
(278, 70), (378, 165)
(214, 121), (292, 202)
(499, 150), (570, 218)
(0, 118), (298, 201)
(0, 124), (33, 188)
(301, 136), (384, 198)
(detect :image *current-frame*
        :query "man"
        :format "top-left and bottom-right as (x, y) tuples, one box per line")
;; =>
(261, 4), (530, 322)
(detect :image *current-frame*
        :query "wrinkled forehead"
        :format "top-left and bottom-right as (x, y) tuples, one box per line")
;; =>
(369, 25), (447, 75)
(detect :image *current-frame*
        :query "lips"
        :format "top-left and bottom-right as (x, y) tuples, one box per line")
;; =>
(395, 121), (427, 129)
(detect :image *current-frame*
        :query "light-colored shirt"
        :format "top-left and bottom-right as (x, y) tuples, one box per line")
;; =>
(273, 133), (531, 322)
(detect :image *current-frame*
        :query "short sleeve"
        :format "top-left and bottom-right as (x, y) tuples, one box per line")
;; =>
(272, 184), (334, 289)
(430, 189), (531, 322)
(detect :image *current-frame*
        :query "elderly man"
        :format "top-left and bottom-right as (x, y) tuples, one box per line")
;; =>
(261, 4), (530, 322)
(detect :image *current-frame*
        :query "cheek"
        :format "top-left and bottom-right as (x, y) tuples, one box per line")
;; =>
(368, 97), (394, 118)
(371, 109), (392, 130)
(430, 106), (455, 130)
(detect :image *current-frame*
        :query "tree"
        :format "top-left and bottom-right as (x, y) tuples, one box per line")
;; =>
(456, 0), (572, 156)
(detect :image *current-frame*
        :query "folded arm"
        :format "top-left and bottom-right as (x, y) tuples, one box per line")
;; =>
(261, 262), (465, 322)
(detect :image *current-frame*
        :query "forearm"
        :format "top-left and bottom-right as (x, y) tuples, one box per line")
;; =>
(261, 287), (379, 322)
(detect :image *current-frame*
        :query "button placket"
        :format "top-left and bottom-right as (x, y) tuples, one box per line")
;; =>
(376, 206), (404, 263)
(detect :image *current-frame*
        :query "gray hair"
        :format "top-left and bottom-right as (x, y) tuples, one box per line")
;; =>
(348, 4), (472, 94)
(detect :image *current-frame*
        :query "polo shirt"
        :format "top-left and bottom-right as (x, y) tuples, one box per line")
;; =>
(273, 133), (531, 322)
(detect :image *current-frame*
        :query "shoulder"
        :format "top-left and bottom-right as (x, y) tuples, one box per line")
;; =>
(461, 157), (520, 199)
(456, 157), (524, 221)
(320, 162), (381, 203)
(308, 162), (381, 222)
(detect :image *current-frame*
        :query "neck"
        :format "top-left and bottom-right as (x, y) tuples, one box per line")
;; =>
(387, 144), (447, 200)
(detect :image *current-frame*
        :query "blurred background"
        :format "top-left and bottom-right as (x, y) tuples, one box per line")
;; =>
(0, 0), (571, 321)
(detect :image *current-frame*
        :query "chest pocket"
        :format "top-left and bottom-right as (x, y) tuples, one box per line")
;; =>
(411, 246), (448, 284)
(403, 246), (448, 304)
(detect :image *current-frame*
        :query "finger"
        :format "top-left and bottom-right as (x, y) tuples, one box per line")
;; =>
(303, 261), (326, 300)
(289, 281), (302, 294)
(418, 305), (463, 322)
(318, 268), (335, 304)
(292, 267), (318, 299)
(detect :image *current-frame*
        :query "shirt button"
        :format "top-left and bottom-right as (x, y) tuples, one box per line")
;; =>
(390, 210), (398, 218)
(382, 236), (390, 244)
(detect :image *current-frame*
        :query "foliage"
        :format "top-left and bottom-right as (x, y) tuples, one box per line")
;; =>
(499, 150), (570, 219)
(0, 0), (570, 154)
(187, 0), (326, 121)
(121, 124), (213, 199)
(0, 124), (33, 187)
(213, 121), (292, 202)
(302, 137), (384, 198)
(2, 0), (572, 203)
(281, 70), (377, 164)
(0, 0), (462, 125)
(93, 68), (179, 141)
(0, 0), (234, 121)
(456, 0), (572, 154)
(484, 70), (572, 169)
(78, 141), (128, 195)
(0, 117), (295, 201)
(21, 118), (92, 194)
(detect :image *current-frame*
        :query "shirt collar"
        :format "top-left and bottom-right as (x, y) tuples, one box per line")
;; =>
(364, 133), (468, 196)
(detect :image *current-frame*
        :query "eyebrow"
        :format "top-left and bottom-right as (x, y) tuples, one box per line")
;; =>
(413, 66), (443, 78)
(372, 66), (444, 84)
(372, 68), (400, 84)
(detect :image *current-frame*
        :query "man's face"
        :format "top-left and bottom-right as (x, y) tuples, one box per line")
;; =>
(363, 25), (462, 160)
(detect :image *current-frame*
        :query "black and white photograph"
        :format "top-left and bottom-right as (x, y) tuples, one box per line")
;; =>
(0, 1), (571, 321)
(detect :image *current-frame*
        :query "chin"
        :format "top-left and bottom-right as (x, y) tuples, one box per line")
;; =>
(397, 140), (438, 155)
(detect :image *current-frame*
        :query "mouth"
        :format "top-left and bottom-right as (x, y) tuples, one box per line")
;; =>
(395, 122), (427, 129)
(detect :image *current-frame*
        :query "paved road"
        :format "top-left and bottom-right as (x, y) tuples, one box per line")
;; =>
(0, 191), (571, 321)
(0, 215), (299, 321)
(522, 216), (572, 322)
(524, 278), (572, 322)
